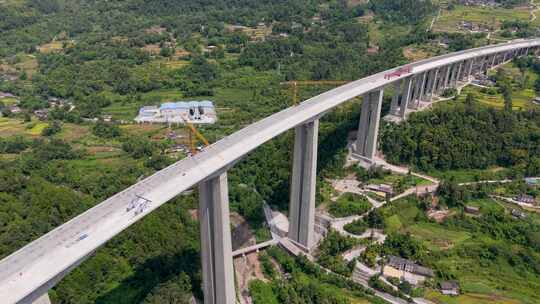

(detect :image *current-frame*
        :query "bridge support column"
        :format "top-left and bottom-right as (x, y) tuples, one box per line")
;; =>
(426, 69), (436, 100)
(199, 173), (236, 304)
(356, 89), (383, 159)
(289, 119), (319, 249)
(455, 62), (463, 85)
(436, 66), (444, 93)
(438, 66), (447, 92)
(443, 64), (452, 90)
(467, 59), (474, 80)
(390, 79), (401, 115)
(480, 56), (488, 73)
(400, 77), (413, 118)
(448, 65), (455, 87)
(429, 68), (439, 100)
(409, 75), (422, 109)
(447, 65), (455, 87)
(417, 72), (427, 105)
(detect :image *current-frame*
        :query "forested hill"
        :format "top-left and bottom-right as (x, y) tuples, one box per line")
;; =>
(0, 0), (439, 120)
(381, 102), (540, 175)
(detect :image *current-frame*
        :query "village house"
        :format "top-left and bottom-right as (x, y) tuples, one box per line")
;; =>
(511, 209), (527, 219)
(525, 177), (539, 187)
(458, 0), (499, 7)
(515, 194), (536, 205)
(440, 281), (460, 296)
(0, 91), (16, 99)
(367, 46), (379, 54)
(8, 105), (22, 114)
(472, 73), (495, 87)
(367, 184), (393, 195)
(464, 205), (480, 214)
(34, 109), (49, 120)
(383, 256), (434, 285)
(204, 45), (218, 53)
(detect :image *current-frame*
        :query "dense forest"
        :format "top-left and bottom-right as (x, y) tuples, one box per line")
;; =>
(0, 0), (438, 122)
(381, 102), (540, 175)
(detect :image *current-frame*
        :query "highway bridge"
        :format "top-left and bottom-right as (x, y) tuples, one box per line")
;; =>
(1, 39), (539, 304)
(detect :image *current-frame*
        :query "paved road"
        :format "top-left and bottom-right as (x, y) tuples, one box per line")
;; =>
(232, 240), (278, 257)
(1, 39), (540, 304)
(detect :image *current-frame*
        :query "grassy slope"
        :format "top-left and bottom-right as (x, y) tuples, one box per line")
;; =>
(433, 4), (531, 33)
(382, 198), (540, 304)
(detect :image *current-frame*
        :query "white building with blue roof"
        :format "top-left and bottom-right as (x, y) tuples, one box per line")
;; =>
(135, 101), (217, 124)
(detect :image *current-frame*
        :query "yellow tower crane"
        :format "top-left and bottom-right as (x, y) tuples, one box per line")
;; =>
(281, 80), (349, 105)
(186, 121), (210, 155)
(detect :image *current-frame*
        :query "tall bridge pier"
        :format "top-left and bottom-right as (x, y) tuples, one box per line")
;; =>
(354, 90), (383, 161)
(288, 119), (319, 249)
(198, 173), (236, 304)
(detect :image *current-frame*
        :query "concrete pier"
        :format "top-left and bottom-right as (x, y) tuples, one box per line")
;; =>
(418, 72), (427, 102)
(430, 68), (439, 100)
(467, 58), (474, 80)
(390, 79), (401, 114)
(409, 75), (421, 109)
(356, 89), (383, 159)
(199, 173), (236, 304)
(400, 77), (413, 118)
(289, 119), (319, 249)
(455, 62), (463, 85)
(412, 72), (427, 107)
(443, 64), (452, 89)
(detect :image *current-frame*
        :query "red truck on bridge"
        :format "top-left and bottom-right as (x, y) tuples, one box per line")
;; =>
(384, 66), (413, 79)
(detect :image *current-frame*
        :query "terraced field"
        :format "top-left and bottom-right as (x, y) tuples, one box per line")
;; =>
(432, 5), (531, 33)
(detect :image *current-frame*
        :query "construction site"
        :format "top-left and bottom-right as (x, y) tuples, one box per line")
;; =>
(134, 100), (217, 124)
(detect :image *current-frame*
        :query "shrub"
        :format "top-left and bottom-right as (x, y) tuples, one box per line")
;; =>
(329, 193), (371, 217)
(344, 219), (368, 235)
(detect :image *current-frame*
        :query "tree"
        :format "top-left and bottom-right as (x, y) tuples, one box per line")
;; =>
(465, 93), (475, 106)
(383, 233), (425, 260)
(366, 209), (385, 229)
(92, 121), (121, 138)
(142, 273), (192, 304)
(249, 280), (279, 304)
(503, 88), (513, 112)
(160, 47), (174, 57)
(41, 121), (62, 136)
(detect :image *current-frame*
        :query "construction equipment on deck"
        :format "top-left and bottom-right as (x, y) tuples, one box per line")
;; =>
(384, 66), (413, 80)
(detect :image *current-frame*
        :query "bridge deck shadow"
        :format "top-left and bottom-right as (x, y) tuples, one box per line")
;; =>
(94, 247), (202, 304)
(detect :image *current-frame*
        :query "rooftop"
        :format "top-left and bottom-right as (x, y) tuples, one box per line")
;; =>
(387, 255), (434, 277)
(441, 281), (459, 290)
(160, 101), (214, 110)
